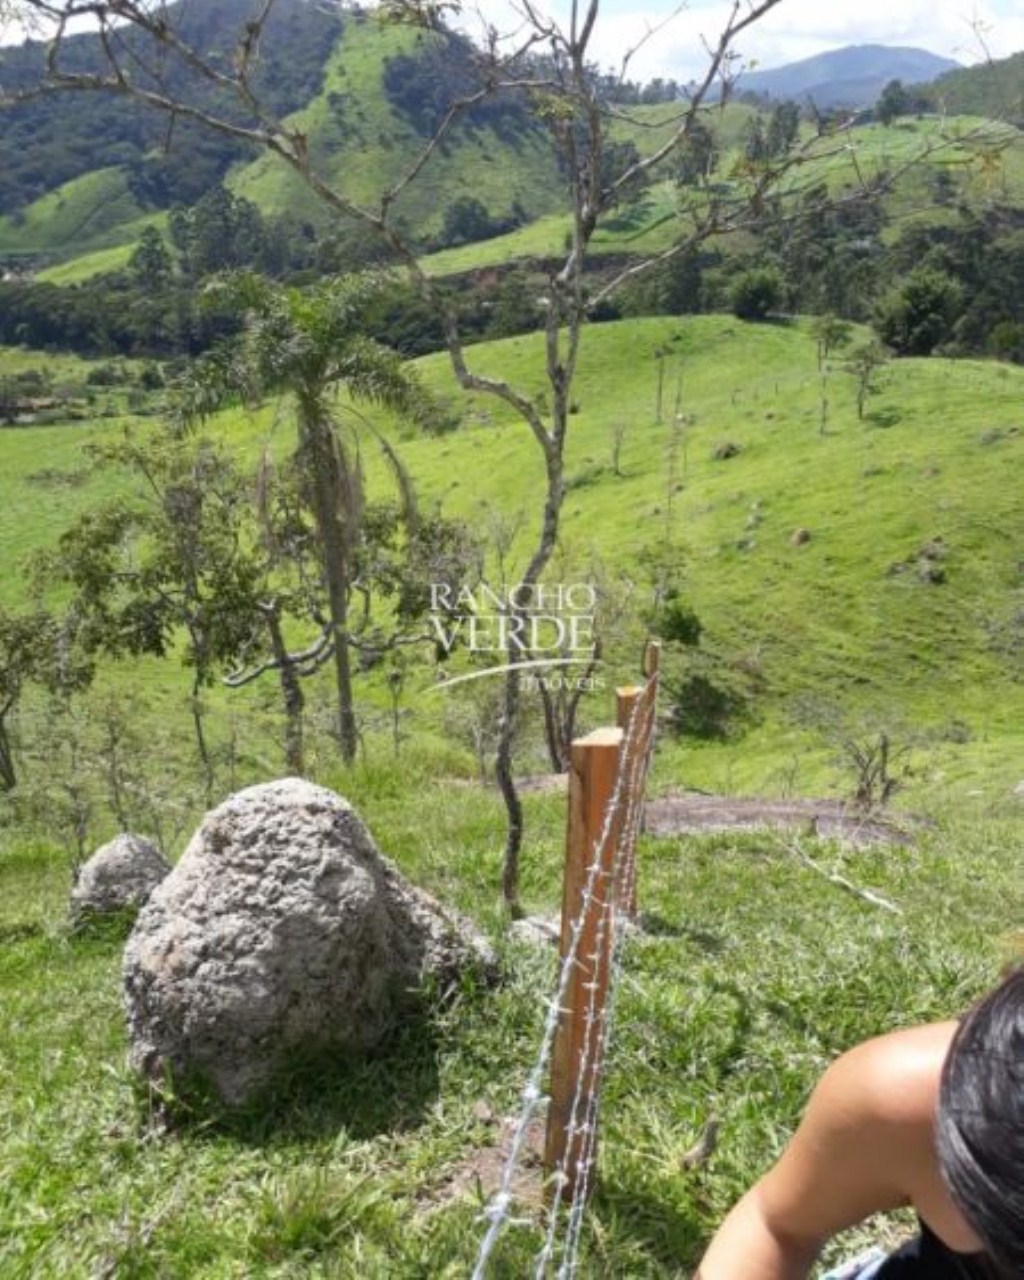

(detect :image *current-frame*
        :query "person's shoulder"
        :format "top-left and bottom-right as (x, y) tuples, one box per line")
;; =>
(819, 1020), (957, 1131)
(749, 1021), (960, 1240)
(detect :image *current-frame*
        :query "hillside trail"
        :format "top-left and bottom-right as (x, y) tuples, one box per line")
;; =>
(510, 775), (916, 847)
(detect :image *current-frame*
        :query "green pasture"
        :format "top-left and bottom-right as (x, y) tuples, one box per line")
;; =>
(1, 775), (1021, 1275)
(2, 313), (1023, 796)
(423, 116), (1024, 279)
(396, 317), (1024, 794)
(36, 240), (140, 286)
(11, 5), (1020, 291)
(2, 312), (1024, 1274)
(230, 19), (560, 240)
(0, 167), (155, 260)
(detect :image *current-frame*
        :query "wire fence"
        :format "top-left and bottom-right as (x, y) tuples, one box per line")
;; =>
(473, 647), (660, 1278)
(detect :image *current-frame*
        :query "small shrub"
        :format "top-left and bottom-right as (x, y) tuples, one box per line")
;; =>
(86, 362), (130, 387)
(729, 266), (785, 321)
(658, 595), (702, 647)
(665, 670), (749, 740)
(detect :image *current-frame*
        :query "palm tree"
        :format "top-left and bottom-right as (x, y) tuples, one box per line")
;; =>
(186, 273), (424, 764)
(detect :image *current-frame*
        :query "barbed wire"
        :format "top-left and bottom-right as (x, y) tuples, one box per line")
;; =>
(552, 691), (657, 1278)
(539, 689), (657, 1276)
(473, 669), (659, 1278)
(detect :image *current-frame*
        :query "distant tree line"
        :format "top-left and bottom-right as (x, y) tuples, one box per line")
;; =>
(0, 182), (548, 360)
(7, 186), (1024, 366)
(622, 150), (1024, 363)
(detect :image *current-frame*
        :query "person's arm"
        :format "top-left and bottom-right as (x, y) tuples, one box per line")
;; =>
(693, 1182), (825, 1279)
(695, 1026), (947, 1280)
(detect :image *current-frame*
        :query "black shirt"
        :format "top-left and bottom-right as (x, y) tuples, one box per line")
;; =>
(874, 1220), (993, 1278)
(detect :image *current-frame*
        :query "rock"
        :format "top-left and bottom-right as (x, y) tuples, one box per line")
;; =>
(917, 560), (947, 585)
(472, 1099), (497, 1125)
(123, 779), (494, 1106)
(70, 834), (170, 929)
(509, 914), (561, 948)
(790, 528), (812, 546)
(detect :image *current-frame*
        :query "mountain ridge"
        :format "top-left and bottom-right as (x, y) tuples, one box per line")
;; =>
(732, 43), (962, 108)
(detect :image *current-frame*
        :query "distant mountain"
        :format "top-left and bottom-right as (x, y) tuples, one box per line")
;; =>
(923, 51), (1024, 123)
(734, 45), (962, 109)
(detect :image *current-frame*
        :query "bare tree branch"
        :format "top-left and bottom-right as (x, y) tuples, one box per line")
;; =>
(780, 836), (904, 916)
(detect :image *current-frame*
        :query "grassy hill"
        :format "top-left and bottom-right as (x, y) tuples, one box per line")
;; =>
(3, 315), (1022, 797)
(230, 19), (561, 238)
(24, 111), (1023, 286)
(3, 318), (1024, 1275)
(403, 317), (1024, 790)
(2, 319), (1024, 1276)
(0, 0), (343, 222)
(0, 14), (564, 271)
(6, 14), (1022, 292)
(0, 169), (153, 259)
(420, 114), (1024, 278)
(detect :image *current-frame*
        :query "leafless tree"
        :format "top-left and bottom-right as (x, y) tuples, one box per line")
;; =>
(0, 0), (966, 912)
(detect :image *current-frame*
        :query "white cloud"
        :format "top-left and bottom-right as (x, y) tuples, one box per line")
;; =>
(7, 1), (1024, 80)
(462, 0), (1024, 81)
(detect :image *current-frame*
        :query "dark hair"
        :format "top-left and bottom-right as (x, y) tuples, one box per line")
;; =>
(936, 968), (1024, 1278)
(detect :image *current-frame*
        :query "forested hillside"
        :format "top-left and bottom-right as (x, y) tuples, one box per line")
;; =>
(925, 50), (1024, 123)
(0, 8), (564, 265)
(0, 0), (342, 217)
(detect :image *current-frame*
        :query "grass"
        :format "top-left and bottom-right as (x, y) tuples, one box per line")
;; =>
(36, 241), (139, 285)
(3, 313), (1023, 795)
(0, 168), (155, 260)
(13, 62), (1022, 288)
(394, 316), (1024, 794)
(2, 774), (1022, 1275)
(422, 115), (1024, 278)
(2, 310), (1024, 1273)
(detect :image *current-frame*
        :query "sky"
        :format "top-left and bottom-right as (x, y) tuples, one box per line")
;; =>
(461, 0), (1024, 81)
(2, 1), (1024, 79)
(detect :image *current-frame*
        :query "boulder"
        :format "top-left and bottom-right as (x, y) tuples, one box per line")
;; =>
(70, 834), (170, 928)
(123, 778), (493, 1106)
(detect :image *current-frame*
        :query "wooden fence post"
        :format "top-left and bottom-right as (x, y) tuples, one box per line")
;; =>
(544, 726), (624, 1204)
(615, 685), (642, 920)
(614, 642), (660, 920)
(545, 645), (660, 1207)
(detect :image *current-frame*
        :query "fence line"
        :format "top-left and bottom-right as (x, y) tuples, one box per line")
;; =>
(472, 645), (660, 1278)
(541, 689), (658, 1278)
(543, 726), (624, 1201)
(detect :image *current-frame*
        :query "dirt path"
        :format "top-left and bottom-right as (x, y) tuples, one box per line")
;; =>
(458, 776), (918, 847)
(645, 792), (917, 847)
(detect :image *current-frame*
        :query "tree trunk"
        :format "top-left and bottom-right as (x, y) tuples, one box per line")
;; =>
(0, 712), (17, 792)
(266, 605), (304, 775)
(190, 671), (214, 799)
(539, 681), (567, 773)
(301, 400), (358, 765)
(495, 430), (566, 916)
(496, 666), (525, 914)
